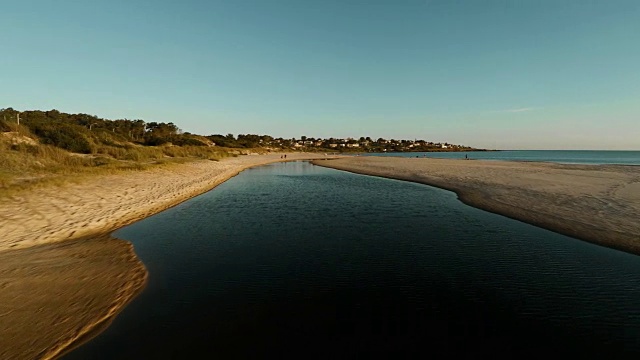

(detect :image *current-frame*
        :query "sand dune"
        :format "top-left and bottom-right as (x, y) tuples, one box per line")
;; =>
(313, 156), (640, 255)
(0, 153), (335, 360)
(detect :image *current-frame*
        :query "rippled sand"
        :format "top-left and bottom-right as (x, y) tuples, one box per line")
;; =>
(313, 157), (640, 255)
(0, 237), (147, 360)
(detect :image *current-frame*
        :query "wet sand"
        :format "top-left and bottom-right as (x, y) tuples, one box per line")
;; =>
(0, 237), (147, 360)
(313, 157), (640, 255)
(0, 153), (336, 359)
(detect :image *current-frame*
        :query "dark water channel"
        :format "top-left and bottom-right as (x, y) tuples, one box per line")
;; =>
(65, 161), (640, 359)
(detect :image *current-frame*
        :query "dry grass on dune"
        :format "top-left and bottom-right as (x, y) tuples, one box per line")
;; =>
(0, 126), (233, 196)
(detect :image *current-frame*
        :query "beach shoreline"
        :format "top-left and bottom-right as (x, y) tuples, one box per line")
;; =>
(0, 153), (338, 253)
(313, 156), (640, 256)
(3, 153), (638, 358)
(0, 153), (338, 360)
(0, 236), (147, 360)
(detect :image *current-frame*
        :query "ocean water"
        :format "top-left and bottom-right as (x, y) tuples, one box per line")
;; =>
(364, 150), (640, 165)
(65, 162), (640, 359)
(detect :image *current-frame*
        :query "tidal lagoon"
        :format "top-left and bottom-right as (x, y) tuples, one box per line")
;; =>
(65, 161), (640, 358)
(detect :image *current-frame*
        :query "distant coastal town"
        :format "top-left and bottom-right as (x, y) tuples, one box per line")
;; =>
(1, 108), (483, 154)
(248, 135), (478, 152)
(207, 134), (481, 152)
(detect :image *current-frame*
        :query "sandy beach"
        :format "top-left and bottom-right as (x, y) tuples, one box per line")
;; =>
(313, 157), (640, 255)
(0, 237), (146, 360)
(3, 153), (638, 359)
(0, 153), (335, 360)
(1, 153), (335, 252)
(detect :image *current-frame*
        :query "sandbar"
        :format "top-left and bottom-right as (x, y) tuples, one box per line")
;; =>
(0, 237), (146, 360)
(313, 156), (640, 255)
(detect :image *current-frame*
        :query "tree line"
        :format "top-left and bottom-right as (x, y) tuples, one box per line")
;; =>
(1, 107), (478, 154)
(0, 108), (263, 153)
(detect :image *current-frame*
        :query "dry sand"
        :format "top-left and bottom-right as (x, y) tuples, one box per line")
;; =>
(1, 153), (335, 252)
(313, 156), (640, 255)
(0, 153), (335, 360)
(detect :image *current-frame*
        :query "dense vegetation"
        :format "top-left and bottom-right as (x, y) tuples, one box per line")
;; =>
(0, 108), (236, 193)
(0, 108), (214, 151)
(0, 107), (480, 193)
(0, 107), (478, 155)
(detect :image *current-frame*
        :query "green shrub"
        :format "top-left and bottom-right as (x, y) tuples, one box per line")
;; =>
(171, 136), (207, 146)
(145, 136), (171, 146)
(33, 124), (93, 154)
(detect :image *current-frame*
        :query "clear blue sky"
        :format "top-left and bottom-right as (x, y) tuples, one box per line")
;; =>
(2, 0), (639, 149)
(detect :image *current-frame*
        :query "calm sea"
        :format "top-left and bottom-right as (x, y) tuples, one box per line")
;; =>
(65, 162), (640, 359)
(364, 150), (640, 165)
